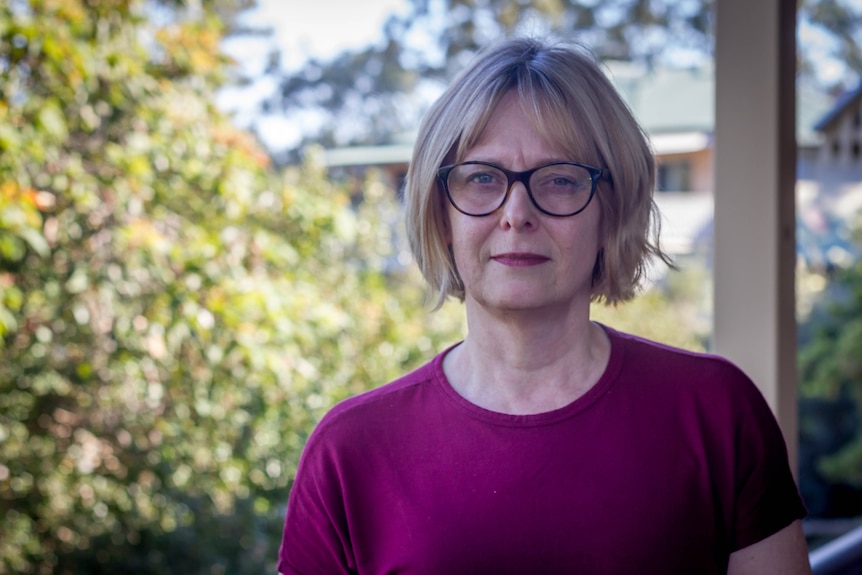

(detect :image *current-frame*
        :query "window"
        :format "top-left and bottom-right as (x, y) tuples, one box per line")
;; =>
(657, 159), (691, 192)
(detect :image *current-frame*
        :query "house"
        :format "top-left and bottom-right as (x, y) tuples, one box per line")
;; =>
(798, 81), (862, 271)
(604, 61), (715, 257)
(321, 60), (850, 267)
(809, 81), (862, 219)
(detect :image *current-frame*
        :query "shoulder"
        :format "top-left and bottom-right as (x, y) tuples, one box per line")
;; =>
(604, 327), (806, 543)
(607, 326), (750, 381)
(303, 351), (445, 453)
(603, 325), (769, 415)
(603, 326), (791, 467)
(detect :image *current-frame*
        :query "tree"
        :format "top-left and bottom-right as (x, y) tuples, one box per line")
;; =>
(591, 262), (710, 353)
(244, 0), (862, 162)
(249, 0), (713, 160)
(798, 231), (862, 516)
(0, 1), (463, 573)
(801, 0), (862, 87)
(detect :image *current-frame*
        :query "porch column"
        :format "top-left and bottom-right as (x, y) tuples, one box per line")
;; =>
(713, 0), (798, 471)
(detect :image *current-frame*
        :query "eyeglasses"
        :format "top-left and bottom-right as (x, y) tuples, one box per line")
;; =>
(437, 161), (607, 217)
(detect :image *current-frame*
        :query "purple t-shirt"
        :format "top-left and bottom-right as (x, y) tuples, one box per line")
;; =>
(278, 326), (806, 574)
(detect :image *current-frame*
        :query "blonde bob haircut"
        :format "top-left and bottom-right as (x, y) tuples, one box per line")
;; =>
(405, 36), (671, 308)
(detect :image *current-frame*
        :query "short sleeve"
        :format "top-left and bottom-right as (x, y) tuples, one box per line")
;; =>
(277, 427), (356, 575)
(730, 375), (807, 551)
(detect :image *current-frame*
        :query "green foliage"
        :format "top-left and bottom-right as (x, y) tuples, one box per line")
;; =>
(591, 261), (710, 353)
(799, 252), (862, 487)
(0, 0), (803, 570)
(0, 2), (462, 573)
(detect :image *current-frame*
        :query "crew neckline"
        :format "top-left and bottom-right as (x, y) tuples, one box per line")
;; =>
(430, 323), (625, 428)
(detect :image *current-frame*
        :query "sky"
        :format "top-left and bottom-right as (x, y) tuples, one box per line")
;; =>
(216, 0), (854, 153)
(218, 0), (413, 151)
(251, 0), (410, 71)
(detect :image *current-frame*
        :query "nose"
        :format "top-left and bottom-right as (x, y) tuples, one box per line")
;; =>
(499, 181), (537, 231)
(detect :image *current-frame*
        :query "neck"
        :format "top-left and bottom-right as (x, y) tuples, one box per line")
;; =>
(443, 298), (611, 415)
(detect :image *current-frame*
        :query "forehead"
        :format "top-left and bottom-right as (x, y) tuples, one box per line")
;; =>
(465, 94), (558, 159)
(456, 89), (596, 165)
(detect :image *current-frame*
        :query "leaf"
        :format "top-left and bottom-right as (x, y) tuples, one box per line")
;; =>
(16, 226), (50, 257)
(37, 102), (68, 141)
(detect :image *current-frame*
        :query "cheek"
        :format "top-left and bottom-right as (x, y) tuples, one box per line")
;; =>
(447, 217), (469, 261)
(581, 201), (604, 251)
(595, 203), (605, 250)
(445, 203), (479, 245)
(558, 210), (603, 267)
(446, 214), (488, 271)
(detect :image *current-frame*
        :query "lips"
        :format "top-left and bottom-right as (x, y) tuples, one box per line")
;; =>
(491, 252), (550, 267)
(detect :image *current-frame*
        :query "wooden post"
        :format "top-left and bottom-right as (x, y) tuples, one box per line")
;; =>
(713, 0), (798, 473)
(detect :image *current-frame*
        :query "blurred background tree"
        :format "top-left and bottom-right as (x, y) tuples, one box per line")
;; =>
(0, 1), (463, 573)
(2, 0), (861, 572)
(239, 0), (862, 163)
(798, 222), (862, 519)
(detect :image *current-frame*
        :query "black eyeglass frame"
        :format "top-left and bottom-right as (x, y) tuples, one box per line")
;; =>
(437, 161), (609, 217)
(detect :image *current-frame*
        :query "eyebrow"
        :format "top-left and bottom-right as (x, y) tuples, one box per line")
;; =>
(458, 157), (576, 169)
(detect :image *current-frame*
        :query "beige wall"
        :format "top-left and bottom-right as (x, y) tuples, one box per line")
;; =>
(657, 149), (714, 193)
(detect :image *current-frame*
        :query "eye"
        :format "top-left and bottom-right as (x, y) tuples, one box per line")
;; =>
(550, 176), (577, 187)
(533, 165), (593, 195)
(537, 174), (582, 192)
(452, 164), (505, 190)
(466, 172), (498, 185)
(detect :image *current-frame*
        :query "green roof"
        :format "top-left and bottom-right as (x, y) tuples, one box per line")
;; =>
(323, 61), (835, 167)
(605, 60), (833, 146)
(605, 61), (715, 135)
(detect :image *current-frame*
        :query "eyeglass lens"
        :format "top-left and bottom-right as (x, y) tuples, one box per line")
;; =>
(446, 163), (595, 216)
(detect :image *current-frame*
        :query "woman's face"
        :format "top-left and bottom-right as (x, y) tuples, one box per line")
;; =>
(444, 91), (603, 316)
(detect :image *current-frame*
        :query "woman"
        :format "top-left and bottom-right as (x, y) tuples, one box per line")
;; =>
(278, 37), (810, 574)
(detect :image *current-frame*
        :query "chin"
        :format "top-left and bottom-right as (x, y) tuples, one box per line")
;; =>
(468, 282), (593, 315)
(471, 293), (573, 314)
